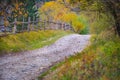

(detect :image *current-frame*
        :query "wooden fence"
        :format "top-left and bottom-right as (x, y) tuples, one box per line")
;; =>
(0, 17), (74, 36)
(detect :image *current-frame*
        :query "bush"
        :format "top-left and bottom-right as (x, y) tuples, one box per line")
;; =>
(72, 15), (89, 34)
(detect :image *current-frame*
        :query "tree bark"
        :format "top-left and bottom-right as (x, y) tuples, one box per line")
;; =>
(103, 0), (120, 36)
(115, 17), (120, 36)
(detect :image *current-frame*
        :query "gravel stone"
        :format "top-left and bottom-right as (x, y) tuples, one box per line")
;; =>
(0, 34), (90, 80)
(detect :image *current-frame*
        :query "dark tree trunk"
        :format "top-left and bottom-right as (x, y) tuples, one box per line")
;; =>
(113, 6), (120, 36)
(115, 20), (120, 36)
(103, 0), (120, 36)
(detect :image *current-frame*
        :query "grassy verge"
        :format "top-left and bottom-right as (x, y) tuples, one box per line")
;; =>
(39, 30), (120, 80)
(38, 6), (119, 80)
(0, 30), (72, 55)
(38, 61), (65, 80)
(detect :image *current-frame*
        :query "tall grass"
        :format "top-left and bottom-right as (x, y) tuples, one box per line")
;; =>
(39, 12), (120, 80)
(0, 30), (72, 55)
(42, 31), (120, 80)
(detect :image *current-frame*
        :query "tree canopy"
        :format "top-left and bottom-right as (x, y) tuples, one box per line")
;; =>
(0, 0), (38, 20)
(68, 0), (120, 36)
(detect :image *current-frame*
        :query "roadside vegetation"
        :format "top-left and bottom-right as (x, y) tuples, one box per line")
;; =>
(41, 30), (120, 80)
(38, 0), (89, 34)
(0, 0), (119, 80)
(0, 30), (72, 55)
(38, 0), (120, 80)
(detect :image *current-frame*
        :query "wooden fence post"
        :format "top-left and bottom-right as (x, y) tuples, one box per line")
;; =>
(47, 20), (49, 30)
(62, 23), (65, 30)
(27, 17), (31, 32)
(64, 23), (67, 30)
(59, 22), (62, 30)
(70, 21), (74, 32)
(43, 20), (46, 31)
(36, 18), (39, 30)
(13, 18), (17, 34)
(39, 18), (41, 30)
(63, 23), (66, 31)
(59, 22), (60, 30)
(22, 17), (24, 32)
(32, 16), (35, 30)
(50, 20), (54, 30)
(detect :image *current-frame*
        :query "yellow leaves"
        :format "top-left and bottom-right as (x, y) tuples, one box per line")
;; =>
(72, 19), (85, 33)
(73, 21), (84, 33)
(60, 13), (77, 22)
(41, 1), (55, 11)
(45, 1), (55, 7)
(39, 1), (86, 33)
(39, 1), (88, 33)
(39, 1), (70, 20)
(39, 1), (77, 21)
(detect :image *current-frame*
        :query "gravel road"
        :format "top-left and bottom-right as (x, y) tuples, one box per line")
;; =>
(0, 34), (90, 80)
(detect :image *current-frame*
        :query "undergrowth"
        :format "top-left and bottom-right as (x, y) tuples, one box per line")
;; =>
(39, 12), (120, 80)
(0, 30), (72, 55)
(40, 30), (120, 80)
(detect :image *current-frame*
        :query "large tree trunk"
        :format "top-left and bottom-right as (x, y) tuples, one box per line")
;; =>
(103, 0), (120, 36)
(115, 18), (120, 36)
(113, 5), (120, 36)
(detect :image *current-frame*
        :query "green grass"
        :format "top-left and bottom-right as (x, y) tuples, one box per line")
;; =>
(39, 30), (120, 80)
(38, 6), (119, 80)
(36, 11), (120, 80)
(0, 30), (72, 55)
(38, 61), (65, 80)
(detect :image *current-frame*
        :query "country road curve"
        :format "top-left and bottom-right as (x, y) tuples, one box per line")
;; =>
(0, 34), (91, 80)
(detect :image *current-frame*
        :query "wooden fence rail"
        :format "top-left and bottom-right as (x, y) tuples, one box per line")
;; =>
(0, 17), (74, 36)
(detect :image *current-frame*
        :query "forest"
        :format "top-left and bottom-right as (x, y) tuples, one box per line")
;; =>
(0, 0), (120, 80)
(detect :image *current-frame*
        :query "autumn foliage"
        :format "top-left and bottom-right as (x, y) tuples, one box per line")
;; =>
(38, 0), (89, 33)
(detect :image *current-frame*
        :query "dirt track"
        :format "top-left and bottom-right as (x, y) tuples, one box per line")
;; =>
(0, 34), (90, 80)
